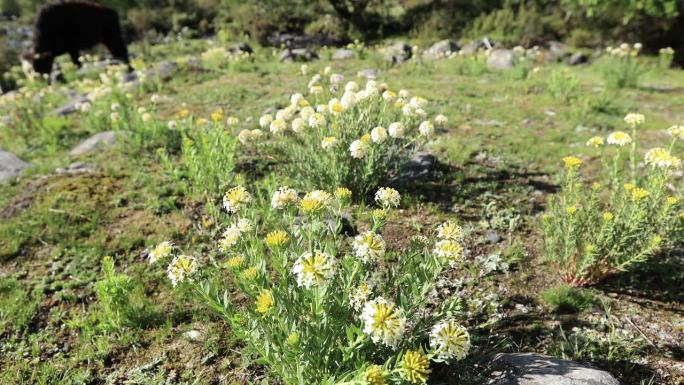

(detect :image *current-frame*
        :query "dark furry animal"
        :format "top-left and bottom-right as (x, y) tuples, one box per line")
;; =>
(23, 1), (131, 77)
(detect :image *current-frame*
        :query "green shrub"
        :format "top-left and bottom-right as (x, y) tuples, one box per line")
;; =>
(600, 43), (647, 89)
(239, 70), (445, 196)
(547, 68), (581, 104)
(95, 256), (150, 330)
(150, 185), (474, 384)
(541, 113), (683, 286)
(540, 284), (594, 313)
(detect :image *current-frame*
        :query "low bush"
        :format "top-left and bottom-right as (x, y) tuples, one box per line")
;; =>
(149, 185), (474, 384)
(541, 113), (683, 286)
(239, 68), (447, 196)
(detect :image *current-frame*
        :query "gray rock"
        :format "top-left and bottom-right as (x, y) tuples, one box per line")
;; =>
(278, 48), (318, 62)
(156, 60), (178, 81)
(1, 115), (10, 125)
(395, 151), (435, 182)
(487, 49), (517, 70)
(55, 162), (98, 174)
(357, 68), (379, 80)
(488, 353), (620, 385)
(54, 95), (90, 116)
(462, 38), (494, 55)
(0, 150), (29, 182)
(332, 48), (354, 60)
(184, 330), (203, 341)
(567, 52), (589, 66)
(486, 231), (502, 244)
(69, 131), (119, 156)
(384, 41), (412, 64)
(548, 41), (569, 61)
(425, 39), (460, 58)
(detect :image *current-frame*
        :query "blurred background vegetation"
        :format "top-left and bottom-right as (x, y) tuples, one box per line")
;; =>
(1, 0), (683, 89)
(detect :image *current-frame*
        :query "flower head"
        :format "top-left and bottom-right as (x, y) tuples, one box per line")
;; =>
(645, 148), (681, 169)
(388, 122), (405, 138)
(631, 187), (649, 201)
(436, 221), (464, 241)
(419, 121), (434, 137)
(255, 290), (274, 314)
(321, 136), (338, 150)
(148, 241), (173, 264)
(375, 187), (400, 208)
(271, 187), (299, 209)
(401, 350), (431, 383)
(291, 117), (306, 133)
(434, 240), (464, 266)
(352, 231), (386, 263)
(223, 186), (252, 213)
(350, 139), (369, 158)
(602, 211), (614, 221)
(270, 118), (287, 135)
(586, 136), (604, 148)
(361, 297), (406, 348)
(219, 225), (242, 251)
(429, 320), (470, 360)
(258, 114), (273, 128)
(292, 250), (336, 288)
(434, 114), (448, 127)
(309, 112), (327, 128)
(371, 126), (388, 143)
(334, 187), (352, 201)
(667, 125), (684, 140)
(565, 206), (578, 215)
(562, 156), (582, 169)
(366, 365), (388, 385)
(167, 255), (198, 287)
(350, 281), (373, 311)
(226, 255), (245, 269)
(265, 230), (289, 247)
(607, 131), (632, 146)
(300, 190), (332, 214)
(624, 113), (645, 128)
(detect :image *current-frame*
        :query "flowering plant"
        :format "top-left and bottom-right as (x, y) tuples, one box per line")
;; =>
(541, 114), (683, 285)
(238, 69), (447, 195)
(150, 186), (472, 384)
(601, 43), (646, 89)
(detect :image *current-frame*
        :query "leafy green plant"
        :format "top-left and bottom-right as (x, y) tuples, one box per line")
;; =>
(95, 256), (150, 330)
(239, 71), (444, 195)
(150, 185), (474, 384)
(547, 67), (580, 104)
(453, 52), (489, 76)
(600, 43), (647, 89)
(658, 47), (675, 70)
(540, 284), (594, 313)
(541, 113), (683, 286)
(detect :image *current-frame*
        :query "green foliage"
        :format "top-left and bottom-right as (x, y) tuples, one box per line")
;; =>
(547, 68), (581, 104)
(95, 256), (150, 330)
(540, 284), (594, 313)
(153, 186), (473, 384)
(600, 44), (648, 89)
(0, 278), (44, 334)
(541, 115), (682, 286)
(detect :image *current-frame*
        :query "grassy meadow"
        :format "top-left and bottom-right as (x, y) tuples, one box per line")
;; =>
(0, 39), (683, 385)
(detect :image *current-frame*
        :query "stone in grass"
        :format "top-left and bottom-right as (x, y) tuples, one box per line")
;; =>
(394, 151), (436, 182)
(278, 48), (318, 62)
(384, 41), (412, 64)
(332, 48), (355, 60)
(488, 353), (620, 385)
(357, 68), (379, 80)
(487, 49), (516, 70)
(69, 131), (119, 156)
(54, 95), (90, 116)
(0, 150), (29, 182)
(425, 39), (460, 58)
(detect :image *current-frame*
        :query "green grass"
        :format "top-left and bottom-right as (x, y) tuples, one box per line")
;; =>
(0, 39), (682, 385)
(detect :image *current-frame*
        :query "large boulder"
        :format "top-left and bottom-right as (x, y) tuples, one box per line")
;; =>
(488, 353), (620, 385)
(425, 39), (460, 58)
(278, 48), (318, 62)
(69, 131), (119, 156)
(384, 41), (412, 64)
(394, 151), (436, 182)
(548, 41), (569, 61)
(487, 49), (517, 70)
(567, 52), (589, 66)
(0, 150), (29, 182)
(229, 42), (254, 55)
(332, 48), (354, 60)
